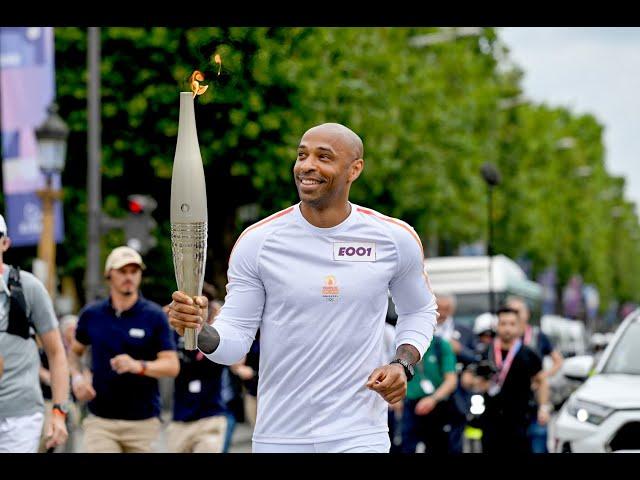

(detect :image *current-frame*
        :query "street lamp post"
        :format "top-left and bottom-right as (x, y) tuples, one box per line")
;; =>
(35, 102), (69, 299)
(481, 162), (501, 313)
(86, 26), (103, 303)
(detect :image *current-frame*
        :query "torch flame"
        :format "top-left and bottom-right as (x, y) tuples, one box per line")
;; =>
(189, 70), (209, 99)
(214, 54), (222, 76)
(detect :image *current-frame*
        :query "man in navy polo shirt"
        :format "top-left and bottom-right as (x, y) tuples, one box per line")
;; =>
(69, 246), (179, 453)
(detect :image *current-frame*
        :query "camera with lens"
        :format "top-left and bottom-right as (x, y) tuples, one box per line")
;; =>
(470, 359), (498, 380)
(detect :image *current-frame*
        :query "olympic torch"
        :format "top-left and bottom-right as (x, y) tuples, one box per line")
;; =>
(170, 86), (208, 350)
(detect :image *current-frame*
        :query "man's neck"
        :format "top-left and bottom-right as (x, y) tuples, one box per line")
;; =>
(110, 291), (139, 313)
(300, 200), (351, 228)
(499, 337), (514, 350)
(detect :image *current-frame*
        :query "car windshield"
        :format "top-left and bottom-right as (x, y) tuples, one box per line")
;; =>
(601, 320), (640, 375)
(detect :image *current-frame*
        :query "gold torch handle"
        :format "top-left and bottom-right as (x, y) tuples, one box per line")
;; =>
(184, 326), (198, 350)
(171, 222), (207, 351)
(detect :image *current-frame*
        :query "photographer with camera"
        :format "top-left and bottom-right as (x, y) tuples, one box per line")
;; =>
(468, 306), (551, 453)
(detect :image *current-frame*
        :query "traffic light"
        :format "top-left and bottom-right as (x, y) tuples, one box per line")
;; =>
(124, 194), (158, 254)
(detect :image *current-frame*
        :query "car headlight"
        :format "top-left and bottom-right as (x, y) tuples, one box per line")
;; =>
(566, 397), (614, 425)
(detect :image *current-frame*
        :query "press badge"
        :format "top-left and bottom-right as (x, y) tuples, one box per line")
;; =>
(188, 380), (202, 393)
(488, 382), (501, 397)
(420, 379), (435, 395)
(129, 328), (145, 338)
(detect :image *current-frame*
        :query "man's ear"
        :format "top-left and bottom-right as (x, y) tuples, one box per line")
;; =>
(348, 158), (364, 183)
(0, 236), (11, 252)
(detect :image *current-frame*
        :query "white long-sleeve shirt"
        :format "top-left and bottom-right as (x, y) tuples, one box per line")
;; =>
(204, 202), (437, 444)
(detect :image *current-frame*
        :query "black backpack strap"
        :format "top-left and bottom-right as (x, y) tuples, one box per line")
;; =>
(6, 266), (32, 340)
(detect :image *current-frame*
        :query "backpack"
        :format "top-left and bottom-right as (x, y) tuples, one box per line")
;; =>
(4, 266), (33, 340)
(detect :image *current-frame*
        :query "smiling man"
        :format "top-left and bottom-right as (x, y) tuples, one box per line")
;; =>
(69, 246), (179, 452)
(168, 122), (438, 453)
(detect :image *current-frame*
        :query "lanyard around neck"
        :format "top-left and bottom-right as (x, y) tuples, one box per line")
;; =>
(493, 338), (522, 386)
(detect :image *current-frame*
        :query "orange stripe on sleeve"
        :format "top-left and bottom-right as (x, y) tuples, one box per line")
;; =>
(228, 206), (295, 263)
(357, 207), (424, 255)
(357, 207), (433, 293)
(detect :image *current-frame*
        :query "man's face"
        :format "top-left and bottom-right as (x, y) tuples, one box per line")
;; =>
(507, 299), (530, 333)
(293, 128), (362, 208)
(496, 312), (520, 344)
(436, 297), (455, 324)
(478, 331), (494, 345)
(109, 264), (142, 296)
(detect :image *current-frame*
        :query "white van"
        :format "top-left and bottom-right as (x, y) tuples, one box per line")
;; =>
(423, 254), (543, 330)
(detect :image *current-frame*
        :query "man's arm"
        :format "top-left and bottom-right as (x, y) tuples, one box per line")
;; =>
(39, 329), (69, 406)
(539, 332), (563, 379)
(394, 344), (420, 366)
(169, 228), (265, 365)
(415, 372), (458, 416)
(388, 227), (438, 361)
(198, 322), (221, 354)
(545, 349), (564, 378)
(534, 370), (552, 425)
(39, 328), (70, 449)
(68, 339), (87, 376)
(434, 371), (458, 401)
(366, 224), (438, 404)
(110, 350), (179, 378)
(69, 340), (96, 402)
(416, 339), (459, 415)
(451, 326), (479, 365)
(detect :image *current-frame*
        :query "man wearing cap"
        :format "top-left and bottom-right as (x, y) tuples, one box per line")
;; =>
(68, 246), (179, 452)
(0, 214), (70, 452)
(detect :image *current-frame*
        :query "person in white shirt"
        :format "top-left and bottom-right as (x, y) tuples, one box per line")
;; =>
(168, 122), (438, 453)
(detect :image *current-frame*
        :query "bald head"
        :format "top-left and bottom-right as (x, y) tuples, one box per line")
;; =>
(303, 123), (364, 161)
(294, 122), (365, 209)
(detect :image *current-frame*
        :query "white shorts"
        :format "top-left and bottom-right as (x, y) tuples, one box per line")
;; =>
(0, 411), (45, 453)
(253, 432), (390, 453)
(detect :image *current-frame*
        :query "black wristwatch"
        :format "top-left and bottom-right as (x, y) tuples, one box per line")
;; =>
(390, 358), (415, 382)
(52, 402), (70, 418)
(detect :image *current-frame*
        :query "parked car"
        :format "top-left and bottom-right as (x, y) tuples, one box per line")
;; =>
(541, 315), (588, 409)
(552, 309), (640, 452)
(541, 315), (587, 358)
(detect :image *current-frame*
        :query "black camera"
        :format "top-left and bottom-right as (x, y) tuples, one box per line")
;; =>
(471, 360), (498, 380)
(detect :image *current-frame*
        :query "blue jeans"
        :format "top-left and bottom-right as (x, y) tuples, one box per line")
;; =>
(528, 420), (548, 453)
(222, 413), (236, 453)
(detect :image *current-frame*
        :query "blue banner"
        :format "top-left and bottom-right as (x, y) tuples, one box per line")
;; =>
(0, 27), (64, 247)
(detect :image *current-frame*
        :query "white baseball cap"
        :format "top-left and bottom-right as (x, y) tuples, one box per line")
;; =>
(473, 312), (498, 335)
(0, 214), (7, 236)
(104, 246), (146, 276)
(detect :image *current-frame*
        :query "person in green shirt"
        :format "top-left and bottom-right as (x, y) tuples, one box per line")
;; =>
(401, 335), (458, 453)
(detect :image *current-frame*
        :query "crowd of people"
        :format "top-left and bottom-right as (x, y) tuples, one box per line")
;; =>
(384, 293), (563, 454)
